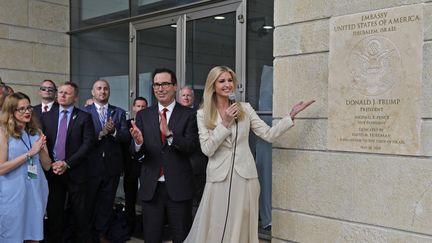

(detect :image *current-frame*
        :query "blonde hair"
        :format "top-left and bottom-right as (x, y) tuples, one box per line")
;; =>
(0, 92), (40, 138)
(201, 66), (244, 129)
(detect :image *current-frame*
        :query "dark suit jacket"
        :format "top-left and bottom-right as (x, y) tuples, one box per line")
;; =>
(84, 104), (130, 177)
(34, 102), (58, 121)
(133, 102), (198, 202)
(41, 105), (95, 183)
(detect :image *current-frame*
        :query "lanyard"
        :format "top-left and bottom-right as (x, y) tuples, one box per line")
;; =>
(20, 132), (33, 165)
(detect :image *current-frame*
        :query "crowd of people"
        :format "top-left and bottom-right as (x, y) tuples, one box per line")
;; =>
(0, 67), (313, 243)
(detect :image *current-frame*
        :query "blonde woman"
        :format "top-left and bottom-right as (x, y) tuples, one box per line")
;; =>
(184, 66), (314, 243)
(0, 92), (51, 243)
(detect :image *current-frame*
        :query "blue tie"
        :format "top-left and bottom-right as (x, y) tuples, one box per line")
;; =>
(99, 106), (107, 127)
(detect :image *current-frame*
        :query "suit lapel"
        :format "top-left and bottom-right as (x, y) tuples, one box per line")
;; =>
(217, 110), (233, 145)
(90, 104), (103, 133)
(169, 103), (181, 131)
(107, 104), (115, 122)
(50, 105), (60, 140)
(66, 107), (78, 139)
(151, 106), (161, 143)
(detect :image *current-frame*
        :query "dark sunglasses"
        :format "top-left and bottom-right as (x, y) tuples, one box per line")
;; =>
(40, 86), (56, 92)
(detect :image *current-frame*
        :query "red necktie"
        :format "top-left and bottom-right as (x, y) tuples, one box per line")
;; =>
(43, 105), (48, 113)
(159, 108), (168, 177)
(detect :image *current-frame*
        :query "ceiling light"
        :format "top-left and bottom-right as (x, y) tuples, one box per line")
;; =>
(170, 24), (177, 28)
(262, 25), (273, 29)
(214, 16), (225, 20)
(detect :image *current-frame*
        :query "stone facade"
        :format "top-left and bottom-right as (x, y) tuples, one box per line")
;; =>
(273, 0), (432, 242)
(0, 0), (69, 104)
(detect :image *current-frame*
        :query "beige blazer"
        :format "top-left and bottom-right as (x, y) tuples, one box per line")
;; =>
(197, 102), (294, 182)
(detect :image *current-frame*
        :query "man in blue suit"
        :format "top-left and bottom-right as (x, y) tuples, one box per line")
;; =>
(84, 79), (130, 242)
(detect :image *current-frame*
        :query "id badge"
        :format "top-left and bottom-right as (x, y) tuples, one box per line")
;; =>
(27, 164), (38, 179)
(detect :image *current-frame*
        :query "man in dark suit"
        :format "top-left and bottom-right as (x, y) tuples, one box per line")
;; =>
(130, 68), (198, 243)
(179, 86), (208, 217)
(84, 79), (130, 242)
(41, 81), (95, 243)
(34, 79), (57, 118)
(123, 96), (147, 236)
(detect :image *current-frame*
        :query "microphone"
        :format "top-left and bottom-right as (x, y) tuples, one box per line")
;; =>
(228, 92), (236, 105)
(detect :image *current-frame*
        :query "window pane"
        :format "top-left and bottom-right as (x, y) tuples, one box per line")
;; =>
(133, 0), (208, 16)
(246, 0), (274, 111)
(71, 0), (129, 29)
(186, 12), (236, 106)
(137, 25), (176, 106)
(71, 23), (130, 111)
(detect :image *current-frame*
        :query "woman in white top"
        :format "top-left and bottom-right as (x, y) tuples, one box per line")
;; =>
(184, 66), (314, 243)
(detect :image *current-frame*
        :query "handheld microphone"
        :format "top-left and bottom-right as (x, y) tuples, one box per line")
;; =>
(228, 92), (236, 105)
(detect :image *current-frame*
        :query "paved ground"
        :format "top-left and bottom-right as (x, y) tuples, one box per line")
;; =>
(127, 238), (270, 242)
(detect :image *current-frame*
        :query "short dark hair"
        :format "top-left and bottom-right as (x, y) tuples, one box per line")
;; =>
(41, 79), (57, 90)
(152, 68), (177, 85)
(60, 81), (79, 96)
(133, 96), (148, 106)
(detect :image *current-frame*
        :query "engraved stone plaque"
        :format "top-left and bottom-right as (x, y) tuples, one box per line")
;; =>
(328, 5), (423, 155)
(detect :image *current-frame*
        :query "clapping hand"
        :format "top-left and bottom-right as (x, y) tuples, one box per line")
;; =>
(130, 120), (143, 145)
(28, 135), (47, 156)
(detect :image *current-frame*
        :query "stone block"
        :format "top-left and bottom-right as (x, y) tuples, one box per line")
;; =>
(272, 210), (432, 242)
(1, 70), (66, 85)
(0, 0), (28, 26)
(33, 44), (69, 74)
(274, 0), (331, 27)
(274, 19), (329, 56)
(275, 0), (424, 26)
(422, 41), (432, 118)
(273, 53), (327, 118)
(273, 118), (327, 150)
(425, 3), (432, 40)
(0, 24), (9, 38)
(419, 119), (432, 156)
(9, 26), (69, 47)
(272, 149), (432, 235)
(40, 0), (69, 6)
(0, 39), (34, 70)
(29, 1), (69, 32)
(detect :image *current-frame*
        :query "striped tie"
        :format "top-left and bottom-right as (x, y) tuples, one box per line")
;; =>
(99, 106), (107, 127)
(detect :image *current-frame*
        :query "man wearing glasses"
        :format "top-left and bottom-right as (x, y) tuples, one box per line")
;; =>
(34, 79), (58, 118)
(130, 68), (198, 243)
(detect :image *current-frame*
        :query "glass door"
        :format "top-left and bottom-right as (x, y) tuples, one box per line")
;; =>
(130, 0), (244, 110)
(185, 11), (237, 106)
(130, 17), (179, 107)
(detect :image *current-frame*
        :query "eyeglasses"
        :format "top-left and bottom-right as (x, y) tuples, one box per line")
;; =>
(15, 106), (34, 113)
(152, 82), (174, 89)
(40, 86), (56, 92)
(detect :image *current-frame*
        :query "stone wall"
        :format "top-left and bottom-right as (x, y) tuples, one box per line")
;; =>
(0, 0), (69, 104)
(273, 0), (432, 242)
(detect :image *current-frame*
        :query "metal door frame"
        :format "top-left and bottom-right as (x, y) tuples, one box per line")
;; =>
(129, 0), (246, 111)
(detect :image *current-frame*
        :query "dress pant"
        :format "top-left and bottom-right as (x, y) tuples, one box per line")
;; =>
(87, 174), (120, 239)
(141, 182), (192, 243)
(123, 158), (141, 234)
(46, 176), (89, 243)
